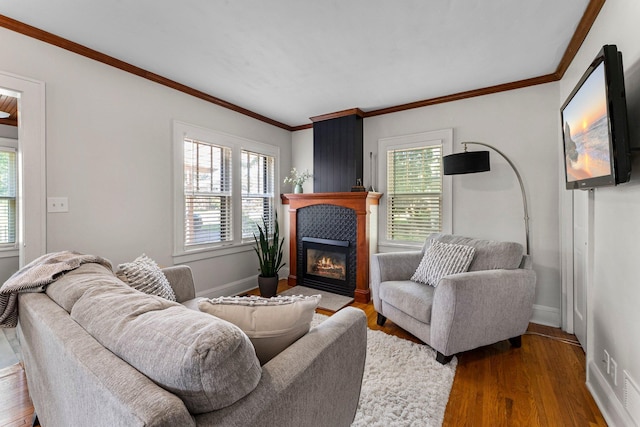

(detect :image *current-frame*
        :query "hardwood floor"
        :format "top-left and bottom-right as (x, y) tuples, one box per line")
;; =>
(1, 282), (606, 426)
(274, 282), (607, 426)
(0, 363), (35, 427)
(441, 323), (606, 426)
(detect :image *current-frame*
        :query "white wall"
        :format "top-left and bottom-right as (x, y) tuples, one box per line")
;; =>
(293, 83), (562, 325)
(280, 127), (315, 278)
(367, 84), (561, 324)
(0, 27), (292, 297)
(0, 125), (18, 139)
(0, 257), (19, 284)
(559, 0), (640, 425)
(290, 128), (314, 193)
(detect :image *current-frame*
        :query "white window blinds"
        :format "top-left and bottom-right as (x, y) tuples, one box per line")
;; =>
(386, 144), (443, 242)
(0, 148), (16, 246)
(241, 150), (275, 240)
(183, 138), (232, 246)
(174, 121), (280, 258)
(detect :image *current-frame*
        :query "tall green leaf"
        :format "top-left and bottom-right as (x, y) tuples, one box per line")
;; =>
(253, 211), (285, 277)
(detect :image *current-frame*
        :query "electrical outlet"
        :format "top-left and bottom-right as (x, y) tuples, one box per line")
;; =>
(604, 349), (611, 374)
(611, 358), (618, 386)
(47, 197), (69, 213)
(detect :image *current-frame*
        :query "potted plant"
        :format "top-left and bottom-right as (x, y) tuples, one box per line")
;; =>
(284, 167), (313, 194)
(253, 212), (285, 298)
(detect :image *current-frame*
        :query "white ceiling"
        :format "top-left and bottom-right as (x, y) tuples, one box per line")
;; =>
(0, 0), (590, 127)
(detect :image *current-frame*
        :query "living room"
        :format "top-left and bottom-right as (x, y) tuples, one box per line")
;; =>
(0, 0), (639, 426)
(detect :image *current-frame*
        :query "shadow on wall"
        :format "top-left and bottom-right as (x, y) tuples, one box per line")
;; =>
(625, 56), (640, 150)
(620, 56), (640, 186)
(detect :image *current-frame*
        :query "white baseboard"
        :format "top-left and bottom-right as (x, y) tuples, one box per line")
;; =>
(530, 304), (561, 327)
(195, 267), (292, 299)
(587, 360), (635, 427)
(196, 275), (257, 299)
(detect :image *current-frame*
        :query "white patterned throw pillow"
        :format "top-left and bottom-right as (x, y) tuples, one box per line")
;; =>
(411, 240), (476, 287)
(199, 294), (321, 364)
(117, 254), (177, 301)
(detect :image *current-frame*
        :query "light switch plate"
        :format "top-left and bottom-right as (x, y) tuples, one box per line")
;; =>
(47, 197), (69, 213)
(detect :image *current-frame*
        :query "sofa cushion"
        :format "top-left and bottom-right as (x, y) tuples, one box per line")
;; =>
(411, 240), (475, 287)
(70, 285), (261, 414)
(181, 296), (206, 312)
(198, 294), (321, 365)
(46, 263), (121, 313)
(116, 254), (176, 301)
(379, 280), (435, 324)
(426, 233), (524, 271)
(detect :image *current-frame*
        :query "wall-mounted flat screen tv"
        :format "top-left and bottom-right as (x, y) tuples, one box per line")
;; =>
(561, 44), (631, 190)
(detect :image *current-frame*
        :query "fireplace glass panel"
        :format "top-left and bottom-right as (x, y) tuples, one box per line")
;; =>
(306, 249), (347, 281)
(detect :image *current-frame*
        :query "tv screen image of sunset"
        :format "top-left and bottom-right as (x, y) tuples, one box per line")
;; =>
(562, 62), (612, 182)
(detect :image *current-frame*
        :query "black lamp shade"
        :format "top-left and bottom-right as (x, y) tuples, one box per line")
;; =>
(443, 151), (490, 175)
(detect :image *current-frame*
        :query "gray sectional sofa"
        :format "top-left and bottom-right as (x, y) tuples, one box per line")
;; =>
(17, 262), (367, 427)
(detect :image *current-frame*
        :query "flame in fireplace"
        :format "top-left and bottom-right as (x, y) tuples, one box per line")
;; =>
(318, 257), (334, 268)
(307, 250), (346, 281)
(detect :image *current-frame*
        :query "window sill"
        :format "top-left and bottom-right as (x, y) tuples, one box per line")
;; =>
(173, 242), (255, 263)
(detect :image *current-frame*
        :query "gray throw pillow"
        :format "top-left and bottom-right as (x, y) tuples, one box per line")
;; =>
(199, 294), (321, 365)
(117, 254), (176, 301)
(411, 240), (476, 287)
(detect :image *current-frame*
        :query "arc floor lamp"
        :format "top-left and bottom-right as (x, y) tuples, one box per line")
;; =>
(443, 142), (530, 255)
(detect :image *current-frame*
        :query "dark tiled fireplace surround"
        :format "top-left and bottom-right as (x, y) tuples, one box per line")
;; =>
(281, 192), (381, 303)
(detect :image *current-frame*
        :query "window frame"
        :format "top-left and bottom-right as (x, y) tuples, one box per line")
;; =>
(173, 121), (279, 262)
(0, 137), (18, 258)
(377, 129), (452, 250)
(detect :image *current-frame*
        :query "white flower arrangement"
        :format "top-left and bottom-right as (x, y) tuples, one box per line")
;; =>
(283, 167), (312, 186)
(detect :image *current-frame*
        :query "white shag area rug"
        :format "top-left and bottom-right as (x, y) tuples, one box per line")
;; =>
(312, 313), (457, 427)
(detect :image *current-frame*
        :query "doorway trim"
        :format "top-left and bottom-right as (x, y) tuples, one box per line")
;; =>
(560, 186), (574, 332)
(0, 70), (46, 266)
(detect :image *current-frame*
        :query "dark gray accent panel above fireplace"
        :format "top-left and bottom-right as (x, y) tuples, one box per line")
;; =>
(313, 114), (363, 193)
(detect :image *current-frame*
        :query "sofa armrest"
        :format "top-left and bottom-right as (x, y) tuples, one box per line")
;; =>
(370, 251), (422, 311)
(196, 307), (367, 427)
(162, 265), (196, 303)
(431, 268), (536, 356)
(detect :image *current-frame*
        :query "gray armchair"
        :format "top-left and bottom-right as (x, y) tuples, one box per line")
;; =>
(370, 233), (536, 364)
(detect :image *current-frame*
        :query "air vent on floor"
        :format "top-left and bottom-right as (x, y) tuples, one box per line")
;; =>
(624, 370), (640, 426)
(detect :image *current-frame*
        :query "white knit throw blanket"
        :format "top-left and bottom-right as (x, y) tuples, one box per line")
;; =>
(0, 251), (112, 328)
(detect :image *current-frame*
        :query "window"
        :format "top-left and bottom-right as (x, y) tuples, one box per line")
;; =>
(242, 150), (275, 240)
(0, 145), (17, 248)
(183, 139), (232, 246)
(174, 122), (279, 259)
(378, 129), (452, 247)
(386, 145), (442, 241)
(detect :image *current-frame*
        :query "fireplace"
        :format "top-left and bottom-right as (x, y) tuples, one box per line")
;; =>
(302, 237), (351, 296)
(281, 192), (382, 303)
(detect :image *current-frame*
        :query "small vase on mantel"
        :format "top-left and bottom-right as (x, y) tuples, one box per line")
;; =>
(284, 168), (312, 195)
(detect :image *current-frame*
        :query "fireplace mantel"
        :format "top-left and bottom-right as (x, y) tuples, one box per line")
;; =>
(281, 192), (382, 303)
